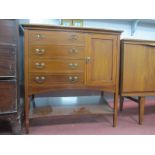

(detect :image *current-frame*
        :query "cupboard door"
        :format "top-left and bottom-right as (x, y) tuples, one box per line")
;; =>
(0, 80), (17, 113)
(86, 34), (118, 86)
(0, 45), (16, 76)
(122, 43), (155, 93)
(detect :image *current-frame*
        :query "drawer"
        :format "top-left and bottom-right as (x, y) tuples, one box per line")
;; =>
(0, 45), (16, 76)
(29, 73), (84, 86)
(29, 60), (85, 73)
(29, 30), (85, 45)
(29, 45), (85, 59)
(0, 80), (17, 113)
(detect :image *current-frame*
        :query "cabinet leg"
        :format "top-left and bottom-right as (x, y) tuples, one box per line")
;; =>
(139, 96), (145, 125)
(25, 96), (30, 134)
(101, 91), (104, 97)
(10, 115), (22, 135)
(113, 92), (118, 127)
(32, 94), (36, 108)
(120, 96), (124, 112)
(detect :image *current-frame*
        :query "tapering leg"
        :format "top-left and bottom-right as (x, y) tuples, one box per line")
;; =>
(139, 96), (145, 125)
(32, 94), (36, 108)
(113, 92), (118, 127)
(101, 91), (104, 97)
(120, 96), (124, 112)
(10, 115), (22, 135)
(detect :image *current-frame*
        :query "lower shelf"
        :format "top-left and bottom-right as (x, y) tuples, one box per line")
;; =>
(29, 96), (113, 119)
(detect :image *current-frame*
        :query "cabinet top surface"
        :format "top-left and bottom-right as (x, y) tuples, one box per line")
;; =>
(22, 24), (123, 34)
(121, 38), (155, 43)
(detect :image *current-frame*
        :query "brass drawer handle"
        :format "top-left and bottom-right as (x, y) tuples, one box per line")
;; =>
(69, 48), (78, 54)
(69, 35), (78, 40)
(68, 76), (79, 82)
(86, 57), (91, 64)
(35, 34), (45, 39)
(35, 49), (45, 55)
(35, 76), (46, 83)
(35, 62), (45, 69)
(68, 63), (78, 69)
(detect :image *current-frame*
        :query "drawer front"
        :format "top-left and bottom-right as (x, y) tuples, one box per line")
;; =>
(29, 73), (84, 86)
(0, 80), (17, 113)
(29, 45), (85, 59)
(29, 30), (85, 45)
(29, 60), (85, 73)
(0, 46), (16, 76)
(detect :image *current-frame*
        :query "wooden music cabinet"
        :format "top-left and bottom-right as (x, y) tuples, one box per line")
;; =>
(0, 19), (23, 134)
(23, 24), (122, 133)
(120, 39), (155, 124)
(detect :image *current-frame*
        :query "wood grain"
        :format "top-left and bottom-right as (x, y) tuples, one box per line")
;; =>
(29, 59), (85, 73)
(121, 40), (155, 94)
(29, 45), (85, 59)
(0, 44), (16, 76)
(29, 30), (85, 45)
(86, 34), (118, 86)
(29, 73), (84, 86)
(0, 81), (17, 113)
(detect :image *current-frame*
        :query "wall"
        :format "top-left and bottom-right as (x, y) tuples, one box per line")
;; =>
(83, 19), (155, 40)
(29, 19), (60, 25)
(29, 19), (155, 40)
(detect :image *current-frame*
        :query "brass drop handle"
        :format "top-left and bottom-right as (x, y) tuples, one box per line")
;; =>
(35, 34), (45, 39)
(86, 57), (91, 63)
(69, 48), (78, 54)
(35, 62), (45, 69)
(35, 76), (46, 83)
(68, 76), (79, 82)
(74, 76), (78, 81)
(35, 49), (45, 55)
(68, 63), (78, 69)
(69, 35), (78, 40)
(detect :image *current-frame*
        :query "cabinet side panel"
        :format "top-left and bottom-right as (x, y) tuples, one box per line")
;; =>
(122, 43), (155, 92)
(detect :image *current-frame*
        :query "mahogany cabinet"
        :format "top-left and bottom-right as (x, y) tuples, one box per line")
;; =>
(120, 39), (155, 124)
(0, 20), (23, 134)
(23, 24), (122, 133)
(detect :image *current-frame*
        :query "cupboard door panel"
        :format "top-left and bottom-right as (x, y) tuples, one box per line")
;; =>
(0, 45), (16, 76)
(86, 34), (117, 86)
(0, 81), (17, 113)
(122, 43), (155, 92)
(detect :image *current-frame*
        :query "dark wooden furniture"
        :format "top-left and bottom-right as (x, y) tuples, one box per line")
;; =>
(0, 20), (23, 134)
(120, 39), (155, 124)
(23, 24), (122, 133)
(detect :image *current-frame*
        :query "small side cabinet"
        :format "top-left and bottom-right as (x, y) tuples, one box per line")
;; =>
(120, 39), (155, 124)
(0, 20), (23, 134)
